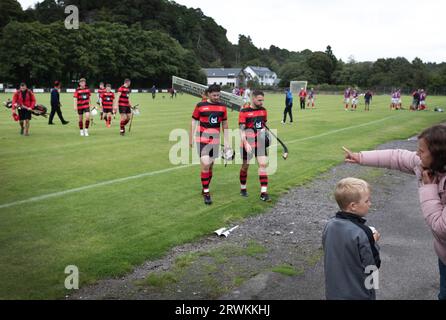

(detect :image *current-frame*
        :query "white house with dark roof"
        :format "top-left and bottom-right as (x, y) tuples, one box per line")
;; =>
(202, 68), (246, 87)
(244, 66), (278, 86)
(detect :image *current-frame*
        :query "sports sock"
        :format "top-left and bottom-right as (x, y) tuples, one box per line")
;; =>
(201, 171), (211, 194)
(259, 174), (268, 194)
(240, 169), (248, 190)
(79, 121), (83, 129)
(85, 120), (90, 129)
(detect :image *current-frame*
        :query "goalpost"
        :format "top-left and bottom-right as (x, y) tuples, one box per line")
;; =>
(290, 81), (308, 96)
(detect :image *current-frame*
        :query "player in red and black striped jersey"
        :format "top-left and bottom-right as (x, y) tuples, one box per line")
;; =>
(190, 84), (229, 205)
(114, 78), (132, 136)
(73, 78), (91, 137)
(239, 90), (271, 202)
(100, 84), (115, 128)
(97, 82), (106, 120)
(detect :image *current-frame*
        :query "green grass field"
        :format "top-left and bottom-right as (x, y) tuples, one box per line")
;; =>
(1, 92), (445, 299)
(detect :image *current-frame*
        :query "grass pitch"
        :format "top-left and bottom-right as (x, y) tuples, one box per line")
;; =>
(0, 92), (445, 299)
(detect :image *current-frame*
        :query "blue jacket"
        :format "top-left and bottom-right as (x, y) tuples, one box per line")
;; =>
(285, 91), (293, 106)
(51, 88), (60, 107)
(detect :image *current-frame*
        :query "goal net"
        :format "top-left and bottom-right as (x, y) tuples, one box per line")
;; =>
(290, 81), (308, 96)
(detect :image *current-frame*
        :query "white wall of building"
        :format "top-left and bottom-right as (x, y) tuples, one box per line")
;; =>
(207, 77), (237, 87)
(244, 67), (278, 86)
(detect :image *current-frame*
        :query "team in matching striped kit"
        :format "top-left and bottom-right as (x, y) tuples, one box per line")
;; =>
(74, 78), (133, 136)
(191, 85), (272, 205)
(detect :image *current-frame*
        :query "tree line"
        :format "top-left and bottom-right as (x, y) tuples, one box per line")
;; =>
(1, 0), (446, 92)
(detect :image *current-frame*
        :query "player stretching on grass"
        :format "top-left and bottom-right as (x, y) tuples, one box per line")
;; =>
(239, 90), (271, 202)
(74, 78), (91, 137)
(190, 84), (229, 205)
(115, 79), (132, 136)
(100, 84), (115, 128)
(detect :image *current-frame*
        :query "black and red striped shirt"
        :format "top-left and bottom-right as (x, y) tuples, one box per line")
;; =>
(192, 101), (228, 145)
(118, 85), (130, 107)
(100, 92), (115, 109)
(239, 106), (268, 148)
(98, 87), (107, 101)
(74, 86), (91, 110)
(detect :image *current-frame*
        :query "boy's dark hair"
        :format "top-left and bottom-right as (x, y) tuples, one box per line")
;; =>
(252, 90), (264, 97)
(418, 125), (446, 173)
(208, 84), (221, 93)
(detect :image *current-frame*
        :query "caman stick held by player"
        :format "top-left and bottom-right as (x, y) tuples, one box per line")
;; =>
(265, 125), (288, 160)
(128, 104), (139, 133)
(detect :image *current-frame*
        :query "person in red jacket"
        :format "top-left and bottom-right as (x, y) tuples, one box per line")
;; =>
(12, 82), (36, 136)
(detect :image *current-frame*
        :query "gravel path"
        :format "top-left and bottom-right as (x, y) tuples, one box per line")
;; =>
(69, 137), (439, 300)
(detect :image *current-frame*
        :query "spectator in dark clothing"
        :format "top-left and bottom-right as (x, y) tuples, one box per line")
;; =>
(364, 91), (373, 111)
(282, 89), (293, 124)
(49, 81), (69, 125)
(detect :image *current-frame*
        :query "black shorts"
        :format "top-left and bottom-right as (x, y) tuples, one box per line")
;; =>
(103, 108), (113, 114)
(241, 145), (268, 161)
(18, 108), (32, 120)
(197, 143), (220, 159)
(77, 108), (90, 115)
(119, 106), (131, 114)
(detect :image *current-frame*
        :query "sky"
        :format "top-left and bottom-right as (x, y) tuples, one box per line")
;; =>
(18, 0), (446, 63)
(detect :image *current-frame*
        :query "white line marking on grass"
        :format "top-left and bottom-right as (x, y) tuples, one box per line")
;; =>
(270, 115), (400, 148)
(0, 164), (194, 210)
(0, 114), (401, 210)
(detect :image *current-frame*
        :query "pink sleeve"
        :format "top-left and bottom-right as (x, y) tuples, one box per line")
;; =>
(419, 184), (446, 241)
(359, 149), (420, 175)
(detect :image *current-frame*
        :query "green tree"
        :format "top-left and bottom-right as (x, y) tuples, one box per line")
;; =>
(0, 0), (23, 29)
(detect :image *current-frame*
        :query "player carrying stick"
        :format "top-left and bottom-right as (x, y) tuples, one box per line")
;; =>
(190, 84), (229, 205)
(12, 82), (36, 136)
(239, 90), (271, 202)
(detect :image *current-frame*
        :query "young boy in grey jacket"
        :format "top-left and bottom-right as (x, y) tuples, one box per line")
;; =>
(323, 178), (381, 300)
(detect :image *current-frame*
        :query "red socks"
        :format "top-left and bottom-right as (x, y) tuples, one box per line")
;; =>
(240, 169), (248, 190)
(201, 171), (211, 194)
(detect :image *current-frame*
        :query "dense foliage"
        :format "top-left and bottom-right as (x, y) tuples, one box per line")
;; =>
(1, 0), (445, 91)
